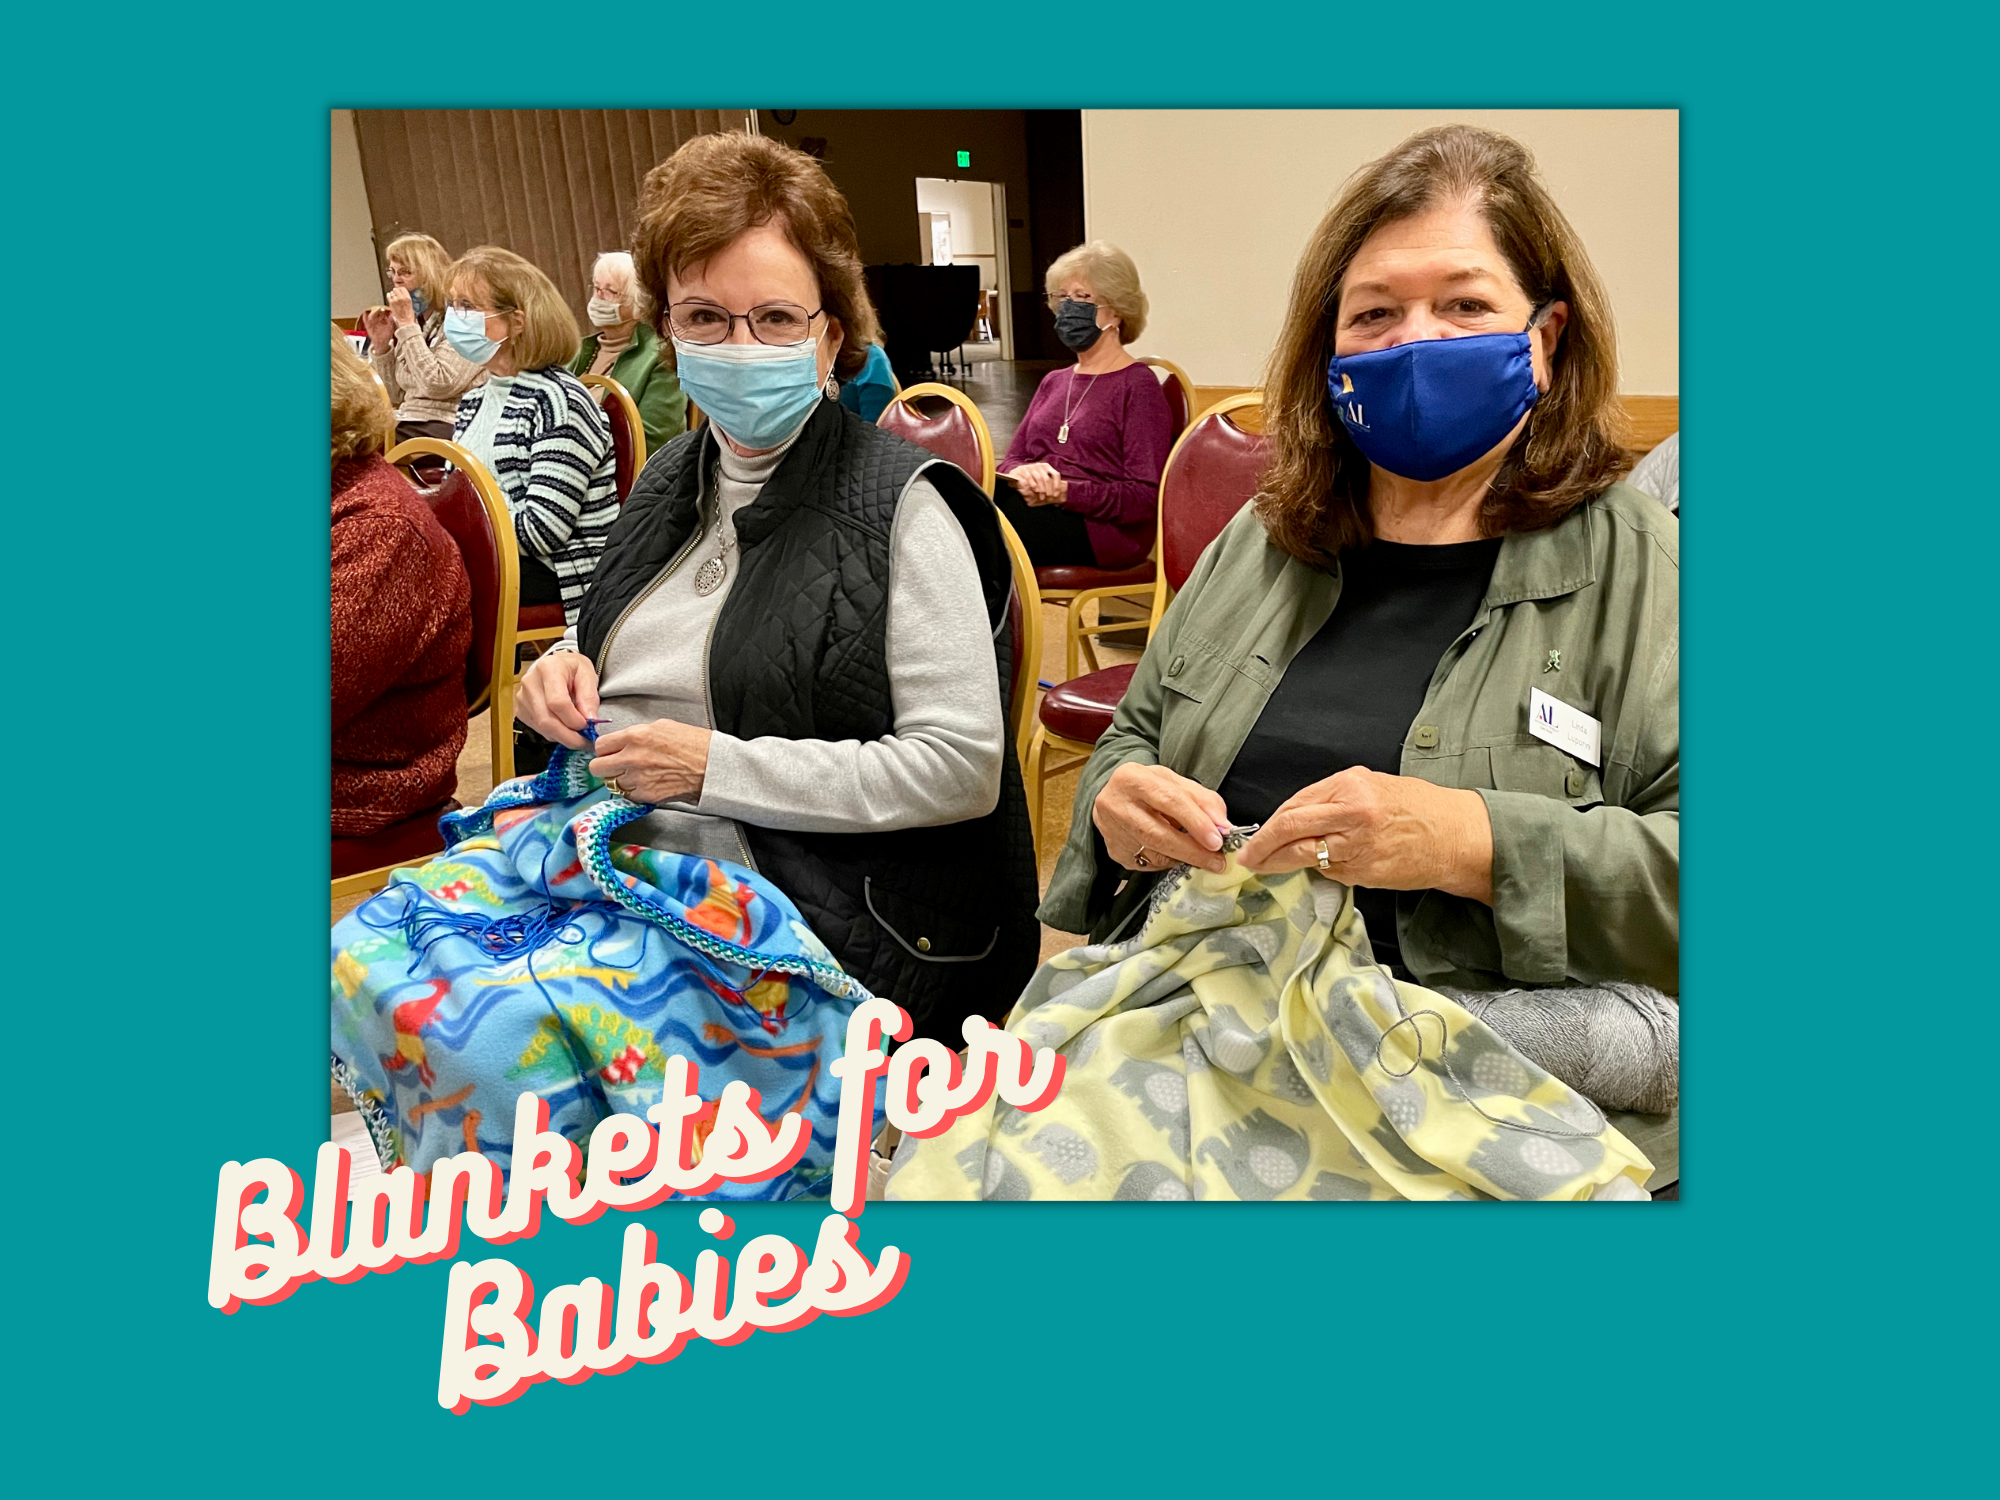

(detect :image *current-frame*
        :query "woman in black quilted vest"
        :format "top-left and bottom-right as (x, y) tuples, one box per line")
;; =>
(516, 132), (1039, 1044)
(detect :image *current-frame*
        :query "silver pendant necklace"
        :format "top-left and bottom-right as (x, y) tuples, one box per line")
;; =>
(1058, 368), (1099, 445)
(692, 508), (737, 597)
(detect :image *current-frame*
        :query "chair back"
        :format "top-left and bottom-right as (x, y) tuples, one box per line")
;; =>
(1139, 355), (1197, 440)
(876, 382), (996, 493)
(991, 507), (1043, 766)
(1150, 391), (1269, 631)
(386, 438), (517, 724)
(580, 373), (647, 501)
(688, 400), (706, 431)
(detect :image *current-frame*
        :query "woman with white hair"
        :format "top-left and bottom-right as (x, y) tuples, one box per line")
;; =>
(568, 249), (688, 453)
(994, 240), (1175, 570)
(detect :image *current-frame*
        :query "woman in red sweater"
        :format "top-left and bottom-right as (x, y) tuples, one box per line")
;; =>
(331, 332), (473, 836)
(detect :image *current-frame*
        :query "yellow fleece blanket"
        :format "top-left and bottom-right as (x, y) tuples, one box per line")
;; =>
(886, 855), (1652, 1202)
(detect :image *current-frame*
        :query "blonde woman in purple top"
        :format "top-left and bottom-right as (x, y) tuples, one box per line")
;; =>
(996, 242), (1175, 571)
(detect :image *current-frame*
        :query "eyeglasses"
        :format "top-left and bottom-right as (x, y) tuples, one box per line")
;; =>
(1046, 292), (1100, 313)
(669, 300), (823, 346)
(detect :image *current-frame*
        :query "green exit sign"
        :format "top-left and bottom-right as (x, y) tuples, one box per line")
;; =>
(956, 150), (971, 168)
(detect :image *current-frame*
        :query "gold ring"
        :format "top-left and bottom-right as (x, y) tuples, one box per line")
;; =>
(1134, 846), (1152, 868)
(607, 777), (627, 798)
(1315, 838), (1331, 873)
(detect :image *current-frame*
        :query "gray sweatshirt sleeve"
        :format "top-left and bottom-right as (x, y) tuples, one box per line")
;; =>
(695, 477), (1005, 832)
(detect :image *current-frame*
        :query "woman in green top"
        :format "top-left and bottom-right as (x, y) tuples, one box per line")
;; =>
(1044, 124), (1678, 1005)
(569, 250), (689, 454)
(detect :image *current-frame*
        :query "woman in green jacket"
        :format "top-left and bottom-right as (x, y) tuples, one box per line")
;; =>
(1043, 124), (1678, 1005)
(569, 250), (688, 454)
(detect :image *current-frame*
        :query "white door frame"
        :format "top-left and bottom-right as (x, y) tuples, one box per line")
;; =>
(990, 181), (1014, 361)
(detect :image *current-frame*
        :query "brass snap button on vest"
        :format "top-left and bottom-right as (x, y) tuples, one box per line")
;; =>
(1412, 725), (1439, 749)
(916, 936), (932, 953)
(1565, 770), (1587, 796)
(1168, 656), (1186, 677)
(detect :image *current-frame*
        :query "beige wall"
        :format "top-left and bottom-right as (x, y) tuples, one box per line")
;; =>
(330, 109), (381, 319)
(1081, 109), (1677, 393)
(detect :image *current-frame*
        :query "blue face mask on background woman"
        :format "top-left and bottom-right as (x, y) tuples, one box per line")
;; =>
(1055, 298), (1104, 352)
(409, 287), (429, 321)
(673, 333), (830, 450)
(444, 306), (505, 366)
(1325, 304), (1551, 481)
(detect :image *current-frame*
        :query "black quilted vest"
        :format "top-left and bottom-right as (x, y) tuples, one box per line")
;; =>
(577, 398), (1040, 1042)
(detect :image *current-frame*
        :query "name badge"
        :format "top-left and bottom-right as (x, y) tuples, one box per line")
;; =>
(1529, 687), (1601, 767)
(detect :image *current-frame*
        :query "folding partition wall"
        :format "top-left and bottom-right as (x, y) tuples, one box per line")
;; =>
(349, 109), (755, 319)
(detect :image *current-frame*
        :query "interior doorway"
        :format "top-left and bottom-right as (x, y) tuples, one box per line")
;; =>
(913, 177), (1013, 361)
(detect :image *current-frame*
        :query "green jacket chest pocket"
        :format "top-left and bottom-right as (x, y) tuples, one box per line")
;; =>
(1490, 743), (1605, 809)
(1157, 646), (1246, 778)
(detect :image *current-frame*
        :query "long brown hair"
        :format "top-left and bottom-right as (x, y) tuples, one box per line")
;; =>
(1257, 124), (1631, 566)
(629, 132), (879, 382)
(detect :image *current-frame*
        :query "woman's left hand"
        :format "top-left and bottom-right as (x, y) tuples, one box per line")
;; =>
(387, 286), (418, 327)
(1236, 767), (1494, 904)
(588, 719), (713, 805)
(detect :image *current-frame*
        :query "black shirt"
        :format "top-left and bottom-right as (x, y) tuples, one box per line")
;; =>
(1217, 535), (1502, 977)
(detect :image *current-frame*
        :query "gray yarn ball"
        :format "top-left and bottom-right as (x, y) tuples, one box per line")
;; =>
(1440, 982), (1679, 1115)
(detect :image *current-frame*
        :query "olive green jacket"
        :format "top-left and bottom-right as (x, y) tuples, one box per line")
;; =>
(1040, 482), (1680, 996)
(569, 321), (688, 457)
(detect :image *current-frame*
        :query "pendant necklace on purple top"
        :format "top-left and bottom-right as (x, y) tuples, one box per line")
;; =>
(1059, 369), (1099, 445)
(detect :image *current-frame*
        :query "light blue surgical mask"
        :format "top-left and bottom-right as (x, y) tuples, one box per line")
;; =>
(673, 332), (831, 450)
(444, 306), (505, 367)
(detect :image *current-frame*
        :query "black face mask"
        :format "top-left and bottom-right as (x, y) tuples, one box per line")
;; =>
(1055, 298), (1104, 352)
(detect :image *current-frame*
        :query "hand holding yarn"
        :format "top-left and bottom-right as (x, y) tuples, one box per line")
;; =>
(1236, 766), (1494, 902)
(1092, 762), (1229, 875)
(590, 719), (713, 805)
(516, 649), (601, 750)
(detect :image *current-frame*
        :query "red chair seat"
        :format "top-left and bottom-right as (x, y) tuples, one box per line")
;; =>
(1038, 664), (1136, 745)
(331, 799), (460, 879)
(518, 603), (566, 632)
(1035, 562), (1155, 592)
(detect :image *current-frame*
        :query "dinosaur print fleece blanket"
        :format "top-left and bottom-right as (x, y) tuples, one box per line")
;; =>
(331, 747), (876, 1200)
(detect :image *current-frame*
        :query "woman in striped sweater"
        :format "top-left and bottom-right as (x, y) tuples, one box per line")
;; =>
(444, 246), (618, 622)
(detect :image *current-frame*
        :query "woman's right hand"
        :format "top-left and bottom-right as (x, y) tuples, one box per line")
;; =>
(517, 648), (602, 750)
(1005, 462), (1063, 504)
(1091, 761), (1229, 874)
(361, 305), (395, 348)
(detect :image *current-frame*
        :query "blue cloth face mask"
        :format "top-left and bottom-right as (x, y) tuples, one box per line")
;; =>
(1054, 298), (1103, 352)
(444, 306), (505, 366)
(1326, 305), (1551, 481)
(673, 332), (830, 449)
(409, 287), (430, 321)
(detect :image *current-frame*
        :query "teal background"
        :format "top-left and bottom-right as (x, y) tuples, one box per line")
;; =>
(7, 2), (1986, 1492)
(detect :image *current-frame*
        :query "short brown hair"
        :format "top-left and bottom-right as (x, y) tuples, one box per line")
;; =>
(331, 329), (393, 469)
(1257, 124), (1631, 565)
(384, 232), (452, 315)
(447, 245), (581, 371)
(630, 132), (879, 382)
